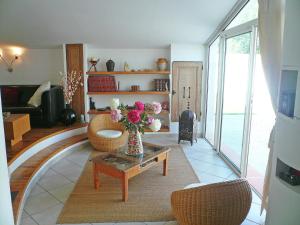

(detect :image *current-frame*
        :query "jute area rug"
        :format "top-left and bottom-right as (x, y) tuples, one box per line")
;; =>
(58, 145), (199, 224)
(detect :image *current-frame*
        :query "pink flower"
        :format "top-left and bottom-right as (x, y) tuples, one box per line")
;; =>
(147, 116), (154, 125)
(135, 101), (144, 112)
(111, 109), (122, 122)
(152, 102), (162, 114)
(127, 110), (141, 124)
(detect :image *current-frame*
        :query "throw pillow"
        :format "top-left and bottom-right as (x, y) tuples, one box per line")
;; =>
(1, 87), (19, 106)
(28, 81), (51, 107)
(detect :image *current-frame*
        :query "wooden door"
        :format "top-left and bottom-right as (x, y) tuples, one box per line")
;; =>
(65, 44), (85, 117)
(172, 61), (202, 122)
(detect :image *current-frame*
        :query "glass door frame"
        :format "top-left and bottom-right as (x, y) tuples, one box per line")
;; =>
(213, 19), (259, 176)
(204, 36), (221, 149)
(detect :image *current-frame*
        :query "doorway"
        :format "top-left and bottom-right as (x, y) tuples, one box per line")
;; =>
(171, 61), (202, 122)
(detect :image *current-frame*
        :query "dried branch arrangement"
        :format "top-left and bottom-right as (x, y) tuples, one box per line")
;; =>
(59, 71), (83, 104)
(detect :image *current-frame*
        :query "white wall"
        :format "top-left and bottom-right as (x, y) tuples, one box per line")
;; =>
(0, 95), (15, 225)
(86, 48), (170, 108)
(266, 0), (300, 224)
(170, 43), (205, 63)
(0, 48), (64, 85)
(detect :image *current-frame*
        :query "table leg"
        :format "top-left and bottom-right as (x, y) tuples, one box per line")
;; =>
(163, 153), (168, 176)
(122, 173), (128, 202)
(93, 163), (100, 190)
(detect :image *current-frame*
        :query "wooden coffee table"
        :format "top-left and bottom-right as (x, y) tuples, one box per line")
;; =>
(4, 114), (31, 146)
(91, 142), (171, 201)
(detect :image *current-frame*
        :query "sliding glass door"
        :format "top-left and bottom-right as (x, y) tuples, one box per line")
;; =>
(204, 0), (272, 195)
(246, 40), (275, 193)
(205, 37), (220, 146)
(220, 32), (251, 170)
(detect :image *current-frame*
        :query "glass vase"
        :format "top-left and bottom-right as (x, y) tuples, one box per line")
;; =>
(126, 130), (143, 156)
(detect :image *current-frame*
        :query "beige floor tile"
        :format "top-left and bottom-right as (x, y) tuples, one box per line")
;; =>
(25, 191), (60, 215)
(48, 182), (75, 203)
(21, 216), (39, 225)
(38, 172), (72, 191)
(31, 203), (63, 225)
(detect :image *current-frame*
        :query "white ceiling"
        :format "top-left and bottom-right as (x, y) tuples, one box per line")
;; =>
(0, 0), (237, 49)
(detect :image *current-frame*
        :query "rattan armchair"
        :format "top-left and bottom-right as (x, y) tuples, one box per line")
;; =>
(171, 179), (252, 225)
(88, 114), (128, 152)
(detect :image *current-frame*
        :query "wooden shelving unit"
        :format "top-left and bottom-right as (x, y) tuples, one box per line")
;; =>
(86, 70), (170, 75)
(88, 109), (170, 115)
(86, 69), (171, 132)
(87, 91), (169, 95)
(144, 127), (170, 132)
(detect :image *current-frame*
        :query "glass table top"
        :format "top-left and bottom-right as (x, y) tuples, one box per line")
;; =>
(91, 142), (170, 171)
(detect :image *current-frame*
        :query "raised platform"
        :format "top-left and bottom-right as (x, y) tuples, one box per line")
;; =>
(7, 123), (88, 174)
(7, 123), (89, 225)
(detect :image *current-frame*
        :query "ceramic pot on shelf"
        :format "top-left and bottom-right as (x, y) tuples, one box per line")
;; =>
(61, 104), (77, 126)
(106, 59), (115, 72)
(156, 58), (168, 71)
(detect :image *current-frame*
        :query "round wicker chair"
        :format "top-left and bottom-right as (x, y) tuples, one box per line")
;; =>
(88, 114), (128, 152)
(171, 179), (252, 225)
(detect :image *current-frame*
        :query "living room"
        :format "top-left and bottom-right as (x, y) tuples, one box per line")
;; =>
(0, 0), (299, 225)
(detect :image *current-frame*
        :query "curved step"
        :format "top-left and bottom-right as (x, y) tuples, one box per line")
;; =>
(9, 133), (88, 225)
(8, 123), (87, 174)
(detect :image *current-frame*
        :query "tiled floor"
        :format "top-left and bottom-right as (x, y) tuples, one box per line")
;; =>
(20, 136), (266, 225)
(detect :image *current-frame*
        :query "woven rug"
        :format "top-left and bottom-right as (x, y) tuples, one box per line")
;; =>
(57, 145), (199, 224)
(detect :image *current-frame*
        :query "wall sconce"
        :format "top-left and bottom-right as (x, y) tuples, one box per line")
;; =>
(0, 47), (22, 72)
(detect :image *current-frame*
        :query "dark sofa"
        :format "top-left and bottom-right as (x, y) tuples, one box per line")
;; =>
(1, 85), (64, 127)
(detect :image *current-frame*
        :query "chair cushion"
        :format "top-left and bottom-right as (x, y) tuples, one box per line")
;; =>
(96, 130), (122, 138)
(184, 183), (207, 189)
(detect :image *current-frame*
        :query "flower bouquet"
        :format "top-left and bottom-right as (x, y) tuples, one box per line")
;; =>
(110, 98), (162, 156)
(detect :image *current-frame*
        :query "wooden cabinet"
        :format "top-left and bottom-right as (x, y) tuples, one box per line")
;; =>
(171, 62), (202, 122)
(65, 44), (85, 117)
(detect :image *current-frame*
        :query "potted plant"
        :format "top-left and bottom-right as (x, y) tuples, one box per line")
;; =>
(110, 99), (162, 156)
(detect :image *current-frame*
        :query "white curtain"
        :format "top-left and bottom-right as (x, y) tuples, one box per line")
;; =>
(258, 0), (285, 213)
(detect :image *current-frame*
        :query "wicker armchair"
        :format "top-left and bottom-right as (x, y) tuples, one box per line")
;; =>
(171, 179), (252, 225)
(88, 114), (128, 152)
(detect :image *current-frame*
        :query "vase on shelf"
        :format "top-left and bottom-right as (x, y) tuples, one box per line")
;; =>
(126, 130), (143, 156)
(106, 59), (115, 72)
(61, 104), (77, 126)
(156, 58), (168, 71)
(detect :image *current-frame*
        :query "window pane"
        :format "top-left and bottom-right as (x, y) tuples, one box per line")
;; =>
(226, 0), (258, 30)
(205, 37), (220, 145)
(220, 32), (251, 170)
(246, 39), (275, 194)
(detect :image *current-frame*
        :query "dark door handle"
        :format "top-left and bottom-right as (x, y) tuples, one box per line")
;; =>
(172, 90), (176, 95)
(188, 87), (191, 98)
(183, 87), (185, 98)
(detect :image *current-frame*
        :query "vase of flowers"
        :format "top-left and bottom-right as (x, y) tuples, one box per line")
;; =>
(59, 70), (83, 126)
(110, 99), (162, 156)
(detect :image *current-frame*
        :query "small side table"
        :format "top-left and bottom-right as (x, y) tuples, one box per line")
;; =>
(4, 114), (31, 146)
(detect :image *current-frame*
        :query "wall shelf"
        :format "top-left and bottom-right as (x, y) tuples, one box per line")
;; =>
(87, 91), (170, 95)
(88, 109), (170, 115)
(86, 70), (170, 75)
(145, 127), (170, 132)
